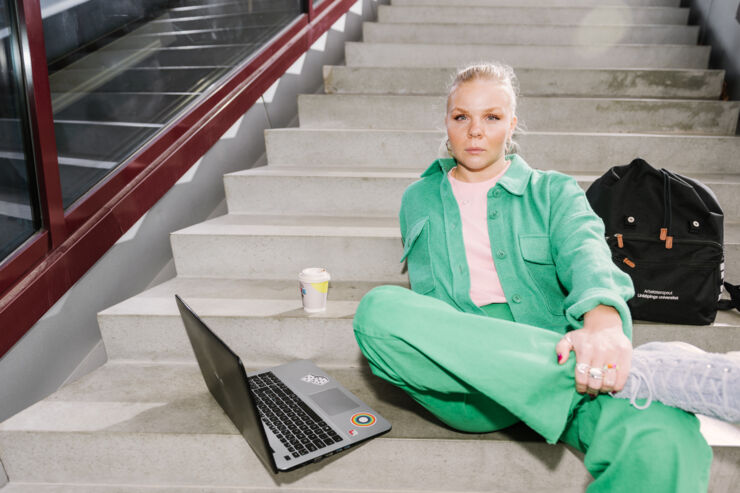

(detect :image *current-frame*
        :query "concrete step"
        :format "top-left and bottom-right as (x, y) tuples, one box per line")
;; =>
(323, 66), (725, 100)
(345, 42), (710, 69)
(98, 277), (394, 365)
(169, 214), (740, 282)
(363, 22), (700, 46)
(297, 95), (740, 135)
(97, 277), (740, 364)
(0, 485), (437, 492)
(224, 167), (740, 218)
(377, 5), (690, 26)
(2, 485), (460, 493)
(0, 361), (736, 491)
(392, 0), (682, 6)
(0, 361), (585, 491)
(265, 129), (740, 176)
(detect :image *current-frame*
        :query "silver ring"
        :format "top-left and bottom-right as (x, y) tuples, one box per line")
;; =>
(576, 362), (590, 375)
(589, 368), (604, 380)
(564, 334), (574, 347)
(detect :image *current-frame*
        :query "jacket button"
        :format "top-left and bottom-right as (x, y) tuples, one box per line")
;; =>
(512, 295), (522, 303)
(496, 250), (506, 259)
(492, 189), (502, 198)
(488, 210), (499, 219)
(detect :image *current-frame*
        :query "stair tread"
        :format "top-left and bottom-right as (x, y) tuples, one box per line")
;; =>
(346, 41), (710, 51)
(1, 360), (737, 449)
(299, 93), (740, 105)
(99, 277), (740, 336)
(172, 213), (740, 241)
(324, 66), (724, 74)
(0, 361), (542, 442)
(322, 66), (725, 99)
(297, 94), (739, 135)
(229, 166), (740, 184)
(345, 41), (709, 70)
(0, 485), (389, 493)
(264, 129), (740, 174)
(378, 5), (689, 26)
(392, 0), (681, 5)
(368, 20), (697, 29)
(268, 127), (740, 140)
(172, 214), (400, 237)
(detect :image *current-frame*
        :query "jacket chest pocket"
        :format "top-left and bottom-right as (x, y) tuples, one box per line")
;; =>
(519, 235), (563, 315)
(401, 216), (436, 294)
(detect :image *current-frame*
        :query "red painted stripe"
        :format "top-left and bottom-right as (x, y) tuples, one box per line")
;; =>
(0, 0), (359, 357)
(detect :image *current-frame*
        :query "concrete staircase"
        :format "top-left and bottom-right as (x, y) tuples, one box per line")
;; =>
(2, 0), (740, 490)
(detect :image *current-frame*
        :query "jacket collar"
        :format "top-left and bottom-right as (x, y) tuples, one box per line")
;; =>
(420, 154), (532, 196)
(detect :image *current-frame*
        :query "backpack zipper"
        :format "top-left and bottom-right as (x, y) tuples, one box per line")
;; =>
(608, 233), (722, 250)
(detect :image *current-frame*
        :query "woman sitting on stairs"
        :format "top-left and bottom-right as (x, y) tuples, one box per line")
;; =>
(352, 62), (739, 493)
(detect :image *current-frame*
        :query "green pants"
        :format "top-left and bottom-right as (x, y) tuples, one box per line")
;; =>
(353, 285), (712, 492)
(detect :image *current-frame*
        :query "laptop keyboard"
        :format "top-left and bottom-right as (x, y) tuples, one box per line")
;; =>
(248, 371), (344, 459)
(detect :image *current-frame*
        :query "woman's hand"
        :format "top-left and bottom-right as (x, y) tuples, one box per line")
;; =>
(555, 305), (632, 396)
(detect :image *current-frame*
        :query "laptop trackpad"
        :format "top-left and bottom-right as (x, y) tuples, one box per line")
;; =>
(310, 388), (359, 416)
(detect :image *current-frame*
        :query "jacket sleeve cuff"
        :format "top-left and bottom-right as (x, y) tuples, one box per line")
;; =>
(565, 288), (633, 340)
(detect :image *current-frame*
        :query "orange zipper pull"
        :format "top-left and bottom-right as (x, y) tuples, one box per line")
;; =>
(623, 258), (636, 268)
(665, 236), (673, 249)
(616, 234), (624, 248)
(659, 228), (668, 241)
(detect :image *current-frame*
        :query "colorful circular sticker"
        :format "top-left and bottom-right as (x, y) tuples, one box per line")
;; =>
(351, 413), (376, 427)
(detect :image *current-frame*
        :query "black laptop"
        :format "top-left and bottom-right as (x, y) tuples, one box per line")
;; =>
(175, 294), (391, 473)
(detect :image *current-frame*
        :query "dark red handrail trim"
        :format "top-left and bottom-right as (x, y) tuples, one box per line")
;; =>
(0, 233), (48, 292)
(18, 0), (65, 246)
(0, 0), (65, 296)
(0, 0), (359, 357)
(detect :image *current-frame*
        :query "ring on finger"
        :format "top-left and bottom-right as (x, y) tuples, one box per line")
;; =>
(576, 362), (590, 375)
(603, 363), (619, 372)
(588, 367), (604, 380)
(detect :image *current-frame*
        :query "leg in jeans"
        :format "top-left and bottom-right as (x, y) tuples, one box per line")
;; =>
(353, 285), (712, 492)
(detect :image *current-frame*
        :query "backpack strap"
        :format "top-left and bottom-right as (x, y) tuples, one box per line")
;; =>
(718, 282), (740, 312)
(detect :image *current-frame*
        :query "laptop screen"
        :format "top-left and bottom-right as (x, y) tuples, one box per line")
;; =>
(175, 295), (278, 474)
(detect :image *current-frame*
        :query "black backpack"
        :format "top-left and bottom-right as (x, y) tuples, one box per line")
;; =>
(586, 158), (738, 325)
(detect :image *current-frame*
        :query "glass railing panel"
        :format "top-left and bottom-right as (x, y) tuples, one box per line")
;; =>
(41, 0), (302, 209)
(0, 0), (42, 260)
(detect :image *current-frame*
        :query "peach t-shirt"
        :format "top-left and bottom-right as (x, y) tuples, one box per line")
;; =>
(448, 163), (510, 306)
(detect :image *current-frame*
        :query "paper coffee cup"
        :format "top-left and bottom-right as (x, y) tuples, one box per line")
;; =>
(299, 268), (331, 312)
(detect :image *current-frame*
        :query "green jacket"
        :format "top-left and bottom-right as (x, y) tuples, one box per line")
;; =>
(399, 154), (635, 338)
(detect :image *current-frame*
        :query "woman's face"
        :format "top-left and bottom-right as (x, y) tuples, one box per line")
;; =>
(445, 79), (517, 177)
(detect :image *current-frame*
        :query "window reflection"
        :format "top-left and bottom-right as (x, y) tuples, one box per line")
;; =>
(0, 0), (41, 260)
(41, 0), (302, 209)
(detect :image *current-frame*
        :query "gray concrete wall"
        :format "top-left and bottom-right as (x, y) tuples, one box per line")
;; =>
(683, 0), (740, 104)
(0, 0), (385, 424)
(0, 455), (6, 488)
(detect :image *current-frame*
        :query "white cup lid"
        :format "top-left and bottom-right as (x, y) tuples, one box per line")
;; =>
(299, 267), (331, 282)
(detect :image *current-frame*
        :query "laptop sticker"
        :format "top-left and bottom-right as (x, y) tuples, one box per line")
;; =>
(302, 374), (329, 386)
(351, 413), (376, 427)
(348, 429), (359, 437)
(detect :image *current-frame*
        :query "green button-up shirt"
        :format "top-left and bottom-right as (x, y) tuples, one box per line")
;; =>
(399, 154), (635, 338)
